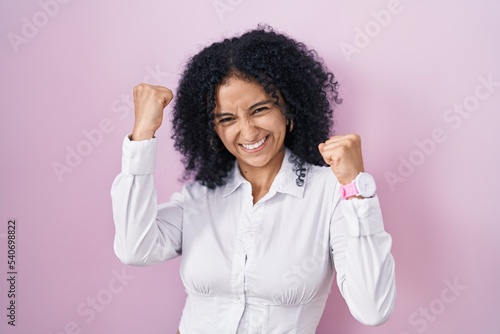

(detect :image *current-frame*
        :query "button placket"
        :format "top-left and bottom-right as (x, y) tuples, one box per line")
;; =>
(231, 184), (253, 302)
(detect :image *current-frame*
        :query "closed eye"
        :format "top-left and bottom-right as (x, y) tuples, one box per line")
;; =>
(253, 106), (270, 115)
(217, 116), (236, 125)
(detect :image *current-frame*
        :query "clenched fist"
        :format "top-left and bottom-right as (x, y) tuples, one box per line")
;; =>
(131, 83), (173, 141)
(318, 134), (365, 185)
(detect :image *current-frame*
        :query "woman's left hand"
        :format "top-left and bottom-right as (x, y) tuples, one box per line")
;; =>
(318, 134), (365, 185)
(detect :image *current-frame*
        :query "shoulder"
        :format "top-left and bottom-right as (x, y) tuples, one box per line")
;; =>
(183, 180), (217, 198)
(165, 180), (213, 205)
(284, 148), (339, 192)
(304, 163), (340, 194)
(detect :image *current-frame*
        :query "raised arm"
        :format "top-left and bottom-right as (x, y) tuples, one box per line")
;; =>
(320, 134), (396, 325)
(111, 84), (182, 266)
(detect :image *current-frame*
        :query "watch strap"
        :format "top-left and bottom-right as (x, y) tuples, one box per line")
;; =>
(340, 182), (359, 199)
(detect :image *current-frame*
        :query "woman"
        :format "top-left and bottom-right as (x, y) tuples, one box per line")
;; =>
(111, 26), (395, 333)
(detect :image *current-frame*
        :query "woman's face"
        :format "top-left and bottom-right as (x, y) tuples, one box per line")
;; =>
(213, 77), (287, 173)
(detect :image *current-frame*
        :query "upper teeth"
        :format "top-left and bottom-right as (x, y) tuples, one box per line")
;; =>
(242, 137), (266, 150)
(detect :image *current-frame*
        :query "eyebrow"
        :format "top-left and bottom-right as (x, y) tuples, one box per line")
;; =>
(249, 99), (274, 110)
(214, 99), (274, 118)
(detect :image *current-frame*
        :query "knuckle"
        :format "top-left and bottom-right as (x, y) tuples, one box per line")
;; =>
(349, 133), (361, 143)
(343, 139), (352, 148)
(134, 83), (149, 95)
(165, 89), (173, 99)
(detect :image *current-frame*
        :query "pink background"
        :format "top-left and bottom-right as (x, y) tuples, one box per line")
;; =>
(1, 0), (499, 333)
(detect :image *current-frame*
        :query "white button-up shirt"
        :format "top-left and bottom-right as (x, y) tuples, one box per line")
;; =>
(111, 136), (396, 333)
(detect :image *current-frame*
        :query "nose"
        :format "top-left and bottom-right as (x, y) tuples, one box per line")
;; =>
(239, 118), (259, 142)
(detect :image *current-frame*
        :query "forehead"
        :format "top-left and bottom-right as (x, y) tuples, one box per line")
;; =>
(215, 77), (269, 110)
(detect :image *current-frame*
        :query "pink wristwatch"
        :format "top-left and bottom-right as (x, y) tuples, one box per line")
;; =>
(340, 172), (377, 199)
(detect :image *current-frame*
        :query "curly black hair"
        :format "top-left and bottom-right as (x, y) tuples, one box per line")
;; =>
(171, 25), (341, 189)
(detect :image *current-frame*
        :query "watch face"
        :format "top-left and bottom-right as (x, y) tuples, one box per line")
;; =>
(357, 173), (376, 197)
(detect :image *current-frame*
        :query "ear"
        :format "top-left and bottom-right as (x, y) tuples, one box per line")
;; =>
(286, 118), (294, 132)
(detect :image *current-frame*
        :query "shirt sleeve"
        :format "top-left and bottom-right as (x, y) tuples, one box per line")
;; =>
(329, 191), (396, 326)
(110, 135), (183, 266)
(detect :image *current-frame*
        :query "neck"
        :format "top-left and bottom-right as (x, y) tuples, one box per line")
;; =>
(238, 148), (285, 204)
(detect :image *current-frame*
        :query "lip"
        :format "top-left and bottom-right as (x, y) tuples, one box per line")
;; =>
(239, 135), (269, 153)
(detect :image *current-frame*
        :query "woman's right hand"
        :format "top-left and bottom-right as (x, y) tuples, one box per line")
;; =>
(131, 83), (173, 141)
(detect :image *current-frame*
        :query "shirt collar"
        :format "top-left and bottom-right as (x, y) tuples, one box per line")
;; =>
(223, 148), (306, 199)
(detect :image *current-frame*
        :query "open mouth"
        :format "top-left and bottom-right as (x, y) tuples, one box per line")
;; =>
(240, 135), (268, 151)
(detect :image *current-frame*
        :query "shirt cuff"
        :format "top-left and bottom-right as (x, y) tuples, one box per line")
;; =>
(121, 135), (157, 175)
(340, 195), (385, 237)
